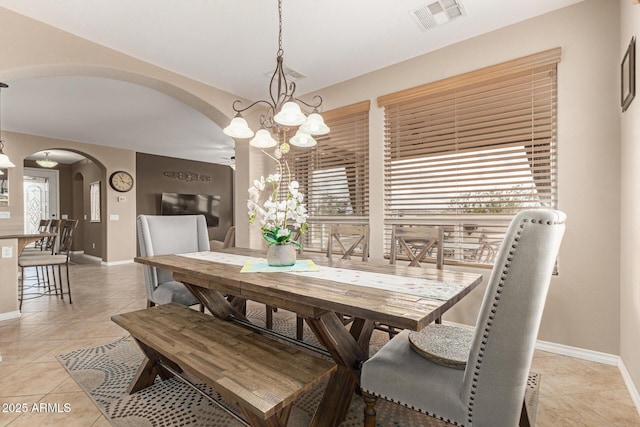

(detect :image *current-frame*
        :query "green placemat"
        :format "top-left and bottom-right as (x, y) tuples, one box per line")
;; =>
(240, 259), (319, 273)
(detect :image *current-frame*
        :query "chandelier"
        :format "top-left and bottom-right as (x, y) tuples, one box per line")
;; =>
(223, 0), (329, 149)
(36, 152), (58, 168)
(0, 82), (16, 168)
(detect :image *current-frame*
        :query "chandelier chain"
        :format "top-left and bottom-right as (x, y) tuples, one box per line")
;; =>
(277, 0), (283, 56)
(0, 83), (6, 143)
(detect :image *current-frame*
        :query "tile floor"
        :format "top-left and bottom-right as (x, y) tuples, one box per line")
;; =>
(1, 258), (639, 426)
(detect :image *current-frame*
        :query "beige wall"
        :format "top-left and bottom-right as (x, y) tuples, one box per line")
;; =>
(0, 239), (18, 316)
(136, 153), (234, 242)
(619, 0), (640, 405)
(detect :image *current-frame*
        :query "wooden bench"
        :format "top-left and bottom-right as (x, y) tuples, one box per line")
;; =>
(111, 303), (336, 426)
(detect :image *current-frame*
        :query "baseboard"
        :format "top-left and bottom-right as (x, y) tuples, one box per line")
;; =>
(73, 252), (134, 266)
(101, 259), (134, 266)
(618, 360), (640, 416)
(78, 253), (103, 263)
(0, 311), (21, 322)
(535, 339), (619, 366)
(445, 321), (620, 365)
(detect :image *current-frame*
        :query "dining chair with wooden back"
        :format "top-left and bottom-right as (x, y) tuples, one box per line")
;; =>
(390, 224), (444, 269)
(473, 227), (503, 264)
(326, 224), (370, 261)
(137, 214), (209, 309)
(20, 219), (58, 287)
(380, 224), (445, 336)
(361, 209), (566, 427)
(31, 219), (51, 251)
(18, 219), (78, 309)
(25, 218), (61, 256)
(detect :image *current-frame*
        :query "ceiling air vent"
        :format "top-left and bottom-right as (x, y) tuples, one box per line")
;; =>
(410, 0), (465, 31)
(264, 64), (306, 82)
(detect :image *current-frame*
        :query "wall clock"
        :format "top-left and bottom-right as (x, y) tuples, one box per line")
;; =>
(109, 170), (134, 192)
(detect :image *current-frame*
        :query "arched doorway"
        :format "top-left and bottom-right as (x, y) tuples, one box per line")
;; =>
(24, 149), (106, 260)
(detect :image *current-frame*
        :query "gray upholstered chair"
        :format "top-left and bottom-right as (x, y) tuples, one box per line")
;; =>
(361, 209), (566, 427)
(210, 225), (235, 251)
(137, 214), (210, 308)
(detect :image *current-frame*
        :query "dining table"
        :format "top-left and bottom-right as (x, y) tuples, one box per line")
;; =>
(134, 247), (483, 426)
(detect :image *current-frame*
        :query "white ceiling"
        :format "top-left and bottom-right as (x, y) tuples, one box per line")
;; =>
(0, 0), (582, 166)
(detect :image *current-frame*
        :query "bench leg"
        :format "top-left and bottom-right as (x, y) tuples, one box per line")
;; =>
(128, 339), (180, 394)
(241, 404), (292, 427)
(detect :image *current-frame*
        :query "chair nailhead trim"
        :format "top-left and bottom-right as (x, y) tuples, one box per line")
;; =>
(464, 215), (560, 426)
(362, 389), (466, 426)
(466, 218), (526, 426)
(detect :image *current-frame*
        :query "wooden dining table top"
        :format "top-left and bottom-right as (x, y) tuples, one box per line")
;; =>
(135, 247), (483, 332)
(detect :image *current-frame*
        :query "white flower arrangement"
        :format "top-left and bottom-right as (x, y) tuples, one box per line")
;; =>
(247, 157), (308, 248)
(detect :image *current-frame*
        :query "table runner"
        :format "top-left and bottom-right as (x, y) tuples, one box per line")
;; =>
(178, 251), (467, 301)
(240, 259), (319, 273)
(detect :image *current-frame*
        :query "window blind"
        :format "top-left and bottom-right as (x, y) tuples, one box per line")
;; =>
(288, 101), (370, 252)
(380, 48), (560, 267)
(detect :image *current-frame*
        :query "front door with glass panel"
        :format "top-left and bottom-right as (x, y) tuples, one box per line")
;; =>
(23, 167), (60, 234)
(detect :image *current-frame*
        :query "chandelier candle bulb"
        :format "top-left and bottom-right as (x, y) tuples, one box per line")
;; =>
(223, 114), (254, 139)
(289, 130), (317, 148)
(273, 101), (306, 126)
(250, 129), (278, 148)
(300, 112), (330, 135)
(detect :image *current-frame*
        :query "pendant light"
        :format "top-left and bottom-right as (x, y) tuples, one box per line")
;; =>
(36, 152), (58, 168)
(223, 0), (330, 148)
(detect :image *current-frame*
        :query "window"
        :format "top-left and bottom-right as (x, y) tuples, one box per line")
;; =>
(380, 48), (561, 267)
(90, 181), (101, 222)
(288, 101), (370, 251)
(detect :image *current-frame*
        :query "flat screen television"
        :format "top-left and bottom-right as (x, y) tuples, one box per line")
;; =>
(160, 193), (220, 227)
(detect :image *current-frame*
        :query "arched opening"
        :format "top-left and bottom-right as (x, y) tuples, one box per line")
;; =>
(2, 64), (238, 262)
(25, 149), (107, 261)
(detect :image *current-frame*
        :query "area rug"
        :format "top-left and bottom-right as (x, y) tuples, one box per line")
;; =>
(57, 308), (537, 426)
